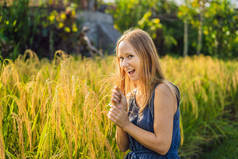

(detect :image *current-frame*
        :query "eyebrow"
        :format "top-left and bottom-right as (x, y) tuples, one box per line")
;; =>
(118, 52), (132, 57)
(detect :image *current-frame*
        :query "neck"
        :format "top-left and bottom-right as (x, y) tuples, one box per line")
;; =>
(134, 81), (143, 96)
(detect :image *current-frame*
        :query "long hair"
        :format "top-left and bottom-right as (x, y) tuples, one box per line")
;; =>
(116, 28), (165, 113)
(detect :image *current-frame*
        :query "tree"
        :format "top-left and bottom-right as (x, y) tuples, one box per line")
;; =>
(178, 0), (193, 57)
(191, 0), (209, 55)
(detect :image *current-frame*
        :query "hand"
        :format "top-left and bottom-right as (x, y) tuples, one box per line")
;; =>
(107, 104), (130, 130)
(110, 86), (127, 111)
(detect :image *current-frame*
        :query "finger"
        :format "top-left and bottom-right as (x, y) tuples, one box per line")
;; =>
(112, 89), (121, 96)
(111, 98), (120, 105)
(108, 103), (118, 108)
(112, 94), (121, 102)
(112, 93), (121, 100)
(109, 117), (116, 123)
(108, 110), (119, 118)
(109, 104), (120, 110)
(108, 110), (120, 120)
(107, 111), (118, 122)
(110, 104), (124, 112)
(110, 103), (125, 112)
(108, 103), (120, 108)
(110, 107), (121, 115)
(109, 107), (120, 114)
(115, 87), (123, 95)
(115, 89), (126, 100)
(107, 112), (115, 122)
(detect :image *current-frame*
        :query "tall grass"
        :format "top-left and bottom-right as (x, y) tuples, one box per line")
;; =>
(0, 51), (237, 159)
(163, 56), (238, 158)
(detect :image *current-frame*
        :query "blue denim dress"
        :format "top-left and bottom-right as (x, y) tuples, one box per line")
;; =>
(125, 83), (181, 159)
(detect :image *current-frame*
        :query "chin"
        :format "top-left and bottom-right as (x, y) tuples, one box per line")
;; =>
(129, 77), (139, 81)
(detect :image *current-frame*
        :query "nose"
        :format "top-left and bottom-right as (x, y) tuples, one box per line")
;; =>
(121, 59), (129, 68)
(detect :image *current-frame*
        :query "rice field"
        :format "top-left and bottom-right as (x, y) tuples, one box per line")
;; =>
(0, 50), (238, 159)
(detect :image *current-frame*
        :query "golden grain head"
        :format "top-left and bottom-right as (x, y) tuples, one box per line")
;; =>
(0, 53), (237, 158)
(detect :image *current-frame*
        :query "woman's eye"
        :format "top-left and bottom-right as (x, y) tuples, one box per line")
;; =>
(128, 55), (133, 59)
(119, 57), (124, 61)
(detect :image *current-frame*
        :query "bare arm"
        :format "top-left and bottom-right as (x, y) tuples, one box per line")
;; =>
(116, 126), (129, 152)
(119, 83), (177, 155)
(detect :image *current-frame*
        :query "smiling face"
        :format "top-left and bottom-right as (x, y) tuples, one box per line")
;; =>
(115, 29), (165, 112)
(117, 41), (142, 82)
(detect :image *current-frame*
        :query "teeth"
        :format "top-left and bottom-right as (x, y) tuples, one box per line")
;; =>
(128, 69), (135, 73)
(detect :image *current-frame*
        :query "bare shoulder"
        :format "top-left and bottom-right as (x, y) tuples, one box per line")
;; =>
(155, 82), (176, 97)
(154, 82), (177, 114)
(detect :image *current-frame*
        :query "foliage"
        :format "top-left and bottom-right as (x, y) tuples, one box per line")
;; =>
(107, 0), (181, 55)
(47, 9), (78, 33)
(151, 0), (182, 55)
(107, 0), (238, 57)
(137, 10), (162, 39)
(178, 0), (238, 57)
(0, 53), (238, 158)
(42, 6), (81, 58)
(202, 0), (238, 57)
(106, 0), (162, 39)
(0, 0), (81, 59)
(0, 0), (41, 59)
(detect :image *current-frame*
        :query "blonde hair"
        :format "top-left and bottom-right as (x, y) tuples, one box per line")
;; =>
(116, 28), (165, 113)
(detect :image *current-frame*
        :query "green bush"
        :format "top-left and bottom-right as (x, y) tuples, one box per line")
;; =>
(107, 0), (238, 57)
(203, 0), (238, 57)
(0, 0), (81, 59)
(178, 0), (238, 58)
(0, 0), (40, 59)
(107, 0), (182, 55)
(40, 7), (82, 59)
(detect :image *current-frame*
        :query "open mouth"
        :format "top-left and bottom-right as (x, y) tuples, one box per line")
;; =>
(128, 69), (135, 75)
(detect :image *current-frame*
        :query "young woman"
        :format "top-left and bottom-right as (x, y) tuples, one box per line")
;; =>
(107, 29), (181, 159)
